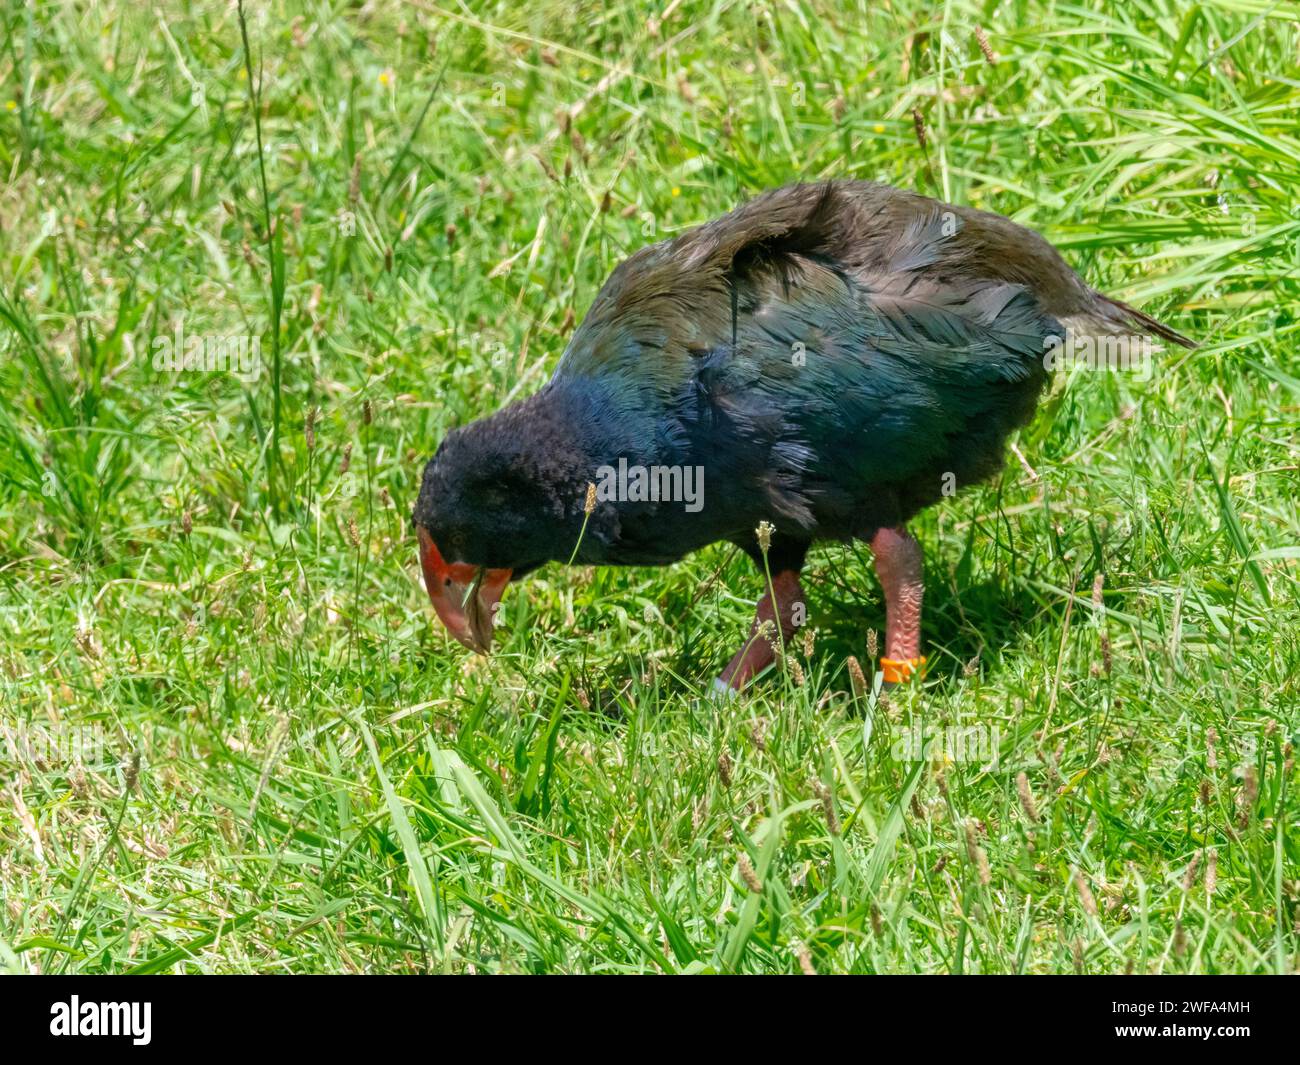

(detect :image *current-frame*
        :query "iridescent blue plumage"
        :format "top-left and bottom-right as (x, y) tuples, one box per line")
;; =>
(541, 181), (1082, 561)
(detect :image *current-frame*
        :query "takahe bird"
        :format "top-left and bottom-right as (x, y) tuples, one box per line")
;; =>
(413, 181), (1193, 691)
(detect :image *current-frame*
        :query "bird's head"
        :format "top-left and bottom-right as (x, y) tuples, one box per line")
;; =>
(412, 404), (588, 653)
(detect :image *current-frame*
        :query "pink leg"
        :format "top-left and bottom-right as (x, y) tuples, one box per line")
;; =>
(869, 526), (925, 684)
(717, 570), (805, 692)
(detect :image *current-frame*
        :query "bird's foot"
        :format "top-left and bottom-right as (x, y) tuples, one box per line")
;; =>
(880, 655), (927, 688)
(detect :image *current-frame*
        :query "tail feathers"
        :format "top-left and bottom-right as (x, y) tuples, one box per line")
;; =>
(1092, 292), (1197, 349)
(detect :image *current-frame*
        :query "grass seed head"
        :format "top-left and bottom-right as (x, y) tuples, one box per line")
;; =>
(965, 821), (991, 885)
(348, 151), (361, 204)
(1016, 771), (1040, 824)
(717, 750), (732, 788)
(846, 655), (867, 697)
(1074, 867), (1098, 916)
(813, 779), (839, 835)
(123, 750), (140, 793)
(1237, 765), (1258, 828)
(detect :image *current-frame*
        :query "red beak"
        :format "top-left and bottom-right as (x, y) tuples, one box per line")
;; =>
(418, 527), (512, 654)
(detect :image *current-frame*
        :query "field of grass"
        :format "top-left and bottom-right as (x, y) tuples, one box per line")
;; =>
(1, 0), (1297, 975)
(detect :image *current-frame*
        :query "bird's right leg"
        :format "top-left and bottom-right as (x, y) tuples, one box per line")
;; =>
(715, 568), (806, 693)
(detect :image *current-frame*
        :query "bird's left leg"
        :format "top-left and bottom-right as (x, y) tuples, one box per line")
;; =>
(716, 568), (806, 693)
(869, 525), (926, 685)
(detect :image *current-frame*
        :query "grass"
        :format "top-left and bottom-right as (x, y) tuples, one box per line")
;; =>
(0, 0), (1297, 975)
